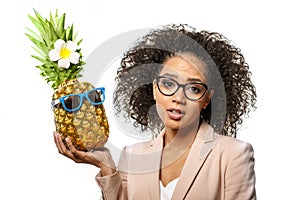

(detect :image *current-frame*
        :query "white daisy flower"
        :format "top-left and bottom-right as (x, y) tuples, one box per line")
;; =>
(49, 39), (80, 69)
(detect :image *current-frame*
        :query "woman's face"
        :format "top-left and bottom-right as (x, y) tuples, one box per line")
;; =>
(153, 55), (212, 131)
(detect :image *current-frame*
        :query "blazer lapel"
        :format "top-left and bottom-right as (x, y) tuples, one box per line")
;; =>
(171, 122), (216, 200)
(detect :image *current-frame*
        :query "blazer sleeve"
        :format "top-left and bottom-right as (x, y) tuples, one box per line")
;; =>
(224, 142), (256, 200)
(95, 147), (129, 200)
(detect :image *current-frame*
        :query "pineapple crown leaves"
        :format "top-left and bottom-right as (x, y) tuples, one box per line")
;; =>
(26, 9), (85, 90)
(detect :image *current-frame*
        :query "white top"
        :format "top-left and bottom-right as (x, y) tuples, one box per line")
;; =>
(160, 178), (179, 200)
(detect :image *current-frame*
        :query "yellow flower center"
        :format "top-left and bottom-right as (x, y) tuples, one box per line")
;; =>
(60, 47), (71, 58)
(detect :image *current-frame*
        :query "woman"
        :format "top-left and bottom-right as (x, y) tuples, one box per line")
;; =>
(54, 24), (257, 199)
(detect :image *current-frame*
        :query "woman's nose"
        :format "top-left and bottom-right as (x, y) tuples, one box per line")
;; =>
(173, 87), (186, 104)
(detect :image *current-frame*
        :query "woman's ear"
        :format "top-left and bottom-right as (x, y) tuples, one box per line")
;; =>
(203, 90), (214, 109)
(153, 80), (157, 100)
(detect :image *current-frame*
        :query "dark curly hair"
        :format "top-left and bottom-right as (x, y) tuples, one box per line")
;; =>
(113, 24), (256, 138)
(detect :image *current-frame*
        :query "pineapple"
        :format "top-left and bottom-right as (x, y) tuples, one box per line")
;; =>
(26, 9), (109, 151)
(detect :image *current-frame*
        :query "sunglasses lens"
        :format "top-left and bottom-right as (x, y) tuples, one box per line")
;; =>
(63, 95), (81, 110)
(87, 89), (104, 104)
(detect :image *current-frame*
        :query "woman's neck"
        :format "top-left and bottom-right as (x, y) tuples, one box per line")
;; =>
(164, 123), (199, 148)
(161, 122), (200, 169)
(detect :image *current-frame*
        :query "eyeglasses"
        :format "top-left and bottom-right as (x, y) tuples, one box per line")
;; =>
(155, 76), (208, 101)
(51, 87), (105, 112)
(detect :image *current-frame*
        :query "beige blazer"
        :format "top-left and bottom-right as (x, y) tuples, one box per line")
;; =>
(96, 122), (256, 200)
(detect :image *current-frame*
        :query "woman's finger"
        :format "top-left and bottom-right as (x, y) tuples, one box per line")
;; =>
(53, 131), (63, 154)
(53, 132), (111, 167)
(56, 133), (69, 153)
(54, 132), (77, 160)
(65, 137), (77, 154)
(65, 137), (87, 162)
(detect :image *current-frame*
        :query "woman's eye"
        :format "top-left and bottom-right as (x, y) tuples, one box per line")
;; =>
(162, 80), (175, 88)
(187, 86), (202, 94)
(190, 87), (200, 93)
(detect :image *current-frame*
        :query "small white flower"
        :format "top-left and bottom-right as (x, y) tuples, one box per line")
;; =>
(49, 39), (80, 69)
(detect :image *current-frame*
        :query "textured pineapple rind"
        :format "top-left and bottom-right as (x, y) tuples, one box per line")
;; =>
(53, 79), (109, 151)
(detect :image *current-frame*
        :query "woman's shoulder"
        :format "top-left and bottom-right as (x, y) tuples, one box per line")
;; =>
(215, 133), (255, 160)
(217, 134), (253, 146)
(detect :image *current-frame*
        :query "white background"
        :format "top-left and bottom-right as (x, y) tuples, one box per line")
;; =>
(0, 0), (299, 199)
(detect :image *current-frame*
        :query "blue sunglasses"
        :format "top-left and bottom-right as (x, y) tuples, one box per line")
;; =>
(51, 87), (105, 112)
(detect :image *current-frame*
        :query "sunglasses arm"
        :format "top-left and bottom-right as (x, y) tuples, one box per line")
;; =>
(51, 99), (61, 108)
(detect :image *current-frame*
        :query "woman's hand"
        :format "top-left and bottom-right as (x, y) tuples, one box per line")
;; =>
(53, 131), (116, 176)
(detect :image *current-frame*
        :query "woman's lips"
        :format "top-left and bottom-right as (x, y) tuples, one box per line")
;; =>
(167, 109), (185, 120)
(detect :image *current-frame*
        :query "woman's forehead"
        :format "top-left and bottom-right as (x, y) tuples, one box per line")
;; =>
(161, 54), (207, 83)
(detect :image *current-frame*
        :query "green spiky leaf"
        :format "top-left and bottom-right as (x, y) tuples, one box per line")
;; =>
(26, 9), (84, 90)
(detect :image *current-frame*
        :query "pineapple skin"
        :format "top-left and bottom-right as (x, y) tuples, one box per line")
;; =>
(52, 79), (109, 151)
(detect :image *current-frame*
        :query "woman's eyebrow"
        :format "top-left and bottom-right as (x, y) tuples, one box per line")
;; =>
(161, 73), (204, 83)
(187, 77), (204, 83)
(161, 73), (178, 78)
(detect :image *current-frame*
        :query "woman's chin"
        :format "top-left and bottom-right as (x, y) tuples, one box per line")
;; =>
(164, 117), (200, 132)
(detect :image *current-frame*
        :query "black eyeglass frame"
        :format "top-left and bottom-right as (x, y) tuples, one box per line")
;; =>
(155, 76), (208, 101)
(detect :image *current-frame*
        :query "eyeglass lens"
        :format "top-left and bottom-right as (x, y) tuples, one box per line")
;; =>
(64, 95), (81, 110)
(157, 77), (206, 100)
(87, 89), (103, 104)
(63, 88), (104, 110)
